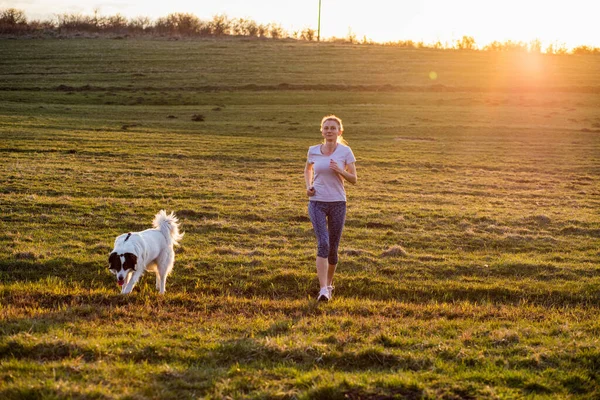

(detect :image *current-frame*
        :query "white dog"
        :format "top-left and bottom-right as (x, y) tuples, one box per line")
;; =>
(108, 210), (184, 294)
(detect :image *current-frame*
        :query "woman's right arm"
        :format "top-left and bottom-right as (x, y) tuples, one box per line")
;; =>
(304, 162), (315, 196)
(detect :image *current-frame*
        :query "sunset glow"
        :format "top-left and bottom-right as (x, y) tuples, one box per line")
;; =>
(3, 0), (599, 49)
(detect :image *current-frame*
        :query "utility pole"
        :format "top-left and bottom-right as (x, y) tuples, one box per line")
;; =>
(317, 0), (322, 41)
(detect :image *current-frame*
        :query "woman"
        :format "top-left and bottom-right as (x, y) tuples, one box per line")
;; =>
(304, 115), (357, 302)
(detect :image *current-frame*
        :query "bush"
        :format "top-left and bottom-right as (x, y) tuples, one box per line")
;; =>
(57, 13), (98, 33)
(128, 16), (152, 34)
(572, 45), (600, 55)
(232, 18), (258, 37)
(300, 28), (316, 41)
(0, 8), (26, 25)
(104, 14), (128, 33)
(455, 35), (476, 50)
(268, 23), (286, 39)
(156, 13), (205, 36)
(0, 8), (29, 34)
(545, 43), (569, 55)
(210, 14), (230, 36)
(483, 40), (528, 52)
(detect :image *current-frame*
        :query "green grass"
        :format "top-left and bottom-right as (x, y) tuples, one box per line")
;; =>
(1, 37), (600, 399)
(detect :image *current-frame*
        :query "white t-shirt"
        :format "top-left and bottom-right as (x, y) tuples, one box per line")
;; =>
(307, 143), (356, 202)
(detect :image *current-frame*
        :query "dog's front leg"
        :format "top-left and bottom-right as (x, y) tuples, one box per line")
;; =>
(121, 269), (143, 294)
(125, 271), (133, 286)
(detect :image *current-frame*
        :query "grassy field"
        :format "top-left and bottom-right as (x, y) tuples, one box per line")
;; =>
(1, 37), (600, 399)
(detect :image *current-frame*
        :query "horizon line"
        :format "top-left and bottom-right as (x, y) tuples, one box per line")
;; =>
(1, 7), (599, 52)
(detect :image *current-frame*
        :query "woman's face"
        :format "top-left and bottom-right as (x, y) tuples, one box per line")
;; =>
(321, 120), (341, 141)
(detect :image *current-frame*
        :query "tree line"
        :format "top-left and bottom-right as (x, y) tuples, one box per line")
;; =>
(1, 8), (598, 55)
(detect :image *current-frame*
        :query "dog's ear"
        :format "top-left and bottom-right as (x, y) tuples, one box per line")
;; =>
(108, 252), (120, 270)
(123, 253), (138, 271)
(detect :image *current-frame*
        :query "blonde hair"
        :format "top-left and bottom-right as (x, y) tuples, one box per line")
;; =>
(320, 114), (348, 145)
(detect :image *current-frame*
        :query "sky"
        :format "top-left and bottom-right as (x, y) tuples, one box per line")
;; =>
(2, 0), (599, 49)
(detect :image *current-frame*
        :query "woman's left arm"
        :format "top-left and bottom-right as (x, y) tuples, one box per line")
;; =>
(330, 160), (357, 184)
(344, 162), (357, 184)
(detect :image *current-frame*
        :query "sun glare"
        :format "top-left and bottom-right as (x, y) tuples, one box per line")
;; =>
(320, 0), (600, 49)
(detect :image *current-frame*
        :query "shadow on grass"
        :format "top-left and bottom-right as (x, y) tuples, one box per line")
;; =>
(209, 338), (431, 371)
(0, 333), (431, 372)
(0, 340), (103, 362)
(307, 382), (424, 400)
(432, 262), (600, 281)
(191, 269), (600, 307)
(0, 258), (106, 284)
(355, 284), (600, 307)
(142, 340), (430, 399)
(0, 388), (109, 400)
(146, 366), (427, 400)
(3, 252), (600, 308)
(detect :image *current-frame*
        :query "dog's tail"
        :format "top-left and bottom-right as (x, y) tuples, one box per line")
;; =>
(153, 210), (184, 246)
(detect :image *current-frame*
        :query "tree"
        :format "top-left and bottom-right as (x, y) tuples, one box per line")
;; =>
(176, 13), (202, 35)
(572, 46), (600, 55)
(0, 8), (27, 25)
(456, 36), (476, 50)
(128, 16), (151, 33)
(210, 14), (230, 36)
(105, 14), (128, 32)
(257, 24), (267, 38)
(231, 18), (258, 36)
(545, 42), (568, 55)
(301, 28), (316, 41)
(155, 13), (203, 35)
(346, 28), (357, 44)
(529, 39), (542, 53)
(56, 13), (96, 32)
(268, 23), (286, 39)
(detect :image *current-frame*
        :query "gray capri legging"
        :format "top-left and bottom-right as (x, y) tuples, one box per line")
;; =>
(308, 201), (347, 265)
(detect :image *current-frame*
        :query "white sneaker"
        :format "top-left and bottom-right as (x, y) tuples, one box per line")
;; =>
(317, 287), (330, 302)
(327, 285), (334, 299)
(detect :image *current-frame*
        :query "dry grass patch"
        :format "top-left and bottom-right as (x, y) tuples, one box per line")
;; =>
(381, 246), (408, 258)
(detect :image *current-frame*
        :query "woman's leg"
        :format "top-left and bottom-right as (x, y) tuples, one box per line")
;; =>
(327, 264), (336, 287)
(316, 257), (329, 289)
(308, 201), (330, 290)
(326, 202), (347, 285)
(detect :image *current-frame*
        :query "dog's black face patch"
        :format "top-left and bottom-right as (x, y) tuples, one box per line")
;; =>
(108, 252), (137, 271)
(123, 253), (137, 271)
(108, 252), (121, 271)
